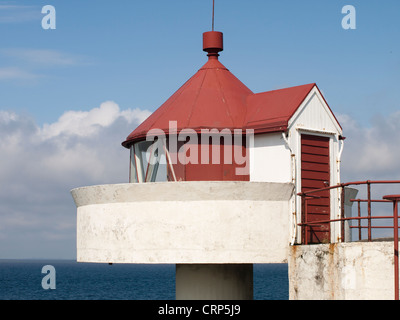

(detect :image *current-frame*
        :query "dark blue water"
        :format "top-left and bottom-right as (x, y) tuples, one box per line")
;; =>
(0, 260), (288, 300)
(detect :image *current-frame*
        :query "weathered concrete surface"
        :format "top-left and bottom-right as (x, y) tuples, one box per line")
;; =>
(176, 264), (253, 300)
(71, 181), (294, 264)
(289, 241), (398, 300)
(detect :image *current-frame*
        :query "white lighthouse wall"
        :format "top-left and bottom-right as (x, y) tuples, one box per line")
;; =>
(287, 86), (343, 243)
(72, 181), (294, 264)
(250, 133), (292, 183)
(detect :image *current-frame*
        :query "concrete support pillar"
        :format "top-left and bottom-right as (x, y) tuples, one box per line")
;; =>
(176, 264), (253, 300)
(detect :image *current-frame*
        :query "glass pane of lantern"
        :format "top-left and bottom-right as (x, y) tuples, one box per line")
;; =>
(134, 140), (152, 181)
(130, 146), (138, 183)
(154, 152), (167, 182)
(133, 139), (169, 183)
(146, 139), (168, 182)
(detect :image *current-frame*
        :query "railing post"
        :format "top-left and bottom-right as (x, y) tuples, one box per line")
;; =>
(301, 194), (305, 244)
(395, 200), (399, 300)
(383, 194), (400, 301)
(357, 200), (362, 241)
(367, 181), (372, 241)
(305, 197), (308, 245)
(302, 195), (309, 245)
(341, 186), (345, 242)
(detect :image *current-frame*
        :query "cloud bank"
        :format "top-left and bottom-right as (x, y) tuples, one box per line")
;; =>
(338, 112), (400, 239)
(339, 112), (400, 182)
(0, 102), (151, 258)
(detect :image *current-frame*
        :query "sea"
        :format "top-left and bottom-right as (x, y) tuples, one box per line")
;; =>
(0, 260), (288, 300)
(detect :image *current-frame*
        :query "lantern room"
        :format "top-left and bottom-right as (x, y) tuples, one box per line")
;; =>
(122, 31), (252, 183)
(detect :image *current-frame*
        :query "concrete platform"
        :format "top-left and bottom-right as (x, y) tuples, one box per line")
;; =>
(288, 241), (399, 300)
(71, 181), (294, 264)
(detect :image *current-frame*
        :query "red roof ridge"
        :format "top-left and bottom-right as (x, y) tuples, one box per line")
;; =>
(254, 83), (316, 94)
(244, 83), (317, 133)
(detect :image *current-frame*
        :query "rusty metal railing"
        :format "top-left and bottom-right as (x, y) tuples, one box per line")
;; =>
(297, 180), (400, 300)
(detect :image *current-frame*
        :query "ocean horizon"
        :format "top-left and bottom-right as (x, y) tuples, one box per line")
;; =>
(0, 259), (288, 300)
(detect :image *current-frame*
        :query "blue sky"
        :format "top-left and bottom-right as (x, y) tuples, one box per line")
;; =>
(0, 1), (399, 259)
(1, 0), (399, 126)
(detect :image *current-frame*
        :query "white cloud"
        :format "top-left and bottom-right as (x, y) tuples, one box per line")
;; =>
(40, 101), (150, 139)
(1, 49), (87, 67)
(0, 4), (40, 23)
(0, 49), (90, 83)
(0, 110), (17, 123)
(40, 101), (121, 139)
(337, 112), (400, 240)
(339, 112), (400, 182)
(0, 102), (151, 258)
(0, 66), (41, 80)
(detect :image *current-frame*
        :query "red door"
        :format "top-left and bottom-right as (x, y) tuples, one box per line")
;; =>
(301, 134), (330, 244)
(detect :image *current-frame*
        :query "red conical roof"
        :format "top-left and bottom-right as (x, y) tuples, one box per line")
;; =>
(122, 31), (340, 148)
(122, 32), (253, 148)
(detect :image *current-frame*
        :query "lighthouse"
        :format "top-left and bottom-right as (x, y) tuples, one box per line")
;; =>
(71, 27), (344, 299)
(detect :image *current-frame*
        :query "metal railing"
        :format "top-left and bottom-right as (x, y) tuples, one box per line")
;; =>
(297, 180), (400, 300)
